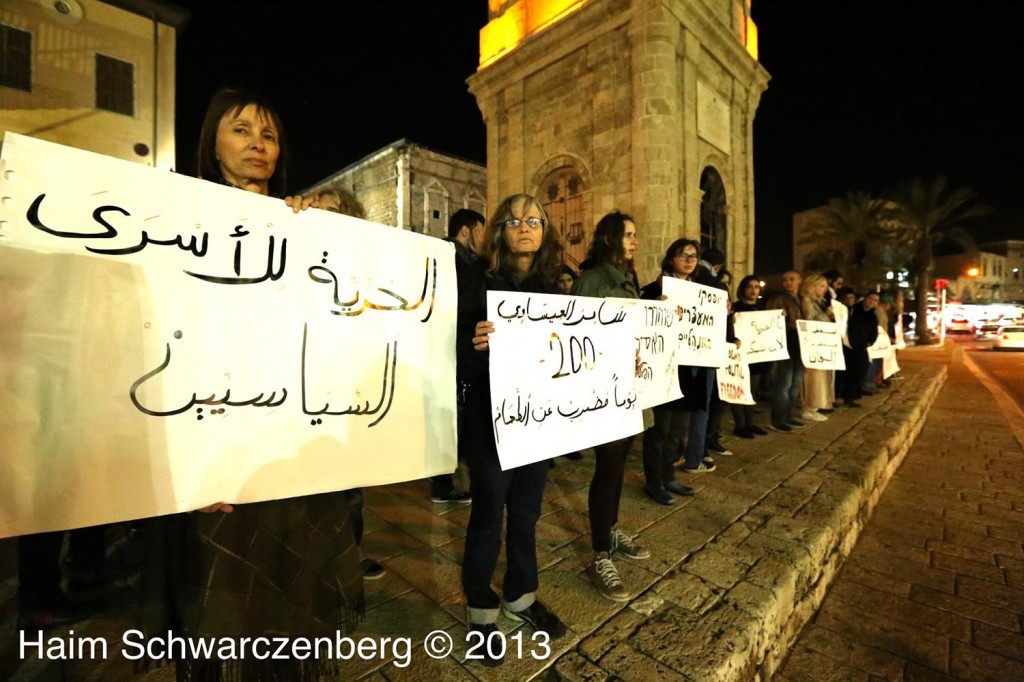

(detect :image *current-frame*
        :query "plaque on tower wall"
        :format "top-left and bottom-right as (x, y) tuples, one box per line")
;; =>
(697, 80), (731, 155)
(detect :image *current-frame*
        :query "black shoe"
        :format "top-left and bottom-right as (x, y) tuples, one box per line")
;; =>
(748, 424), (768, 436)
(665, 481), (695, 497)
(466, 623), (503, 667)
(768, 423), (793, 433)
(361, 558), (386, 580)
(562, 451), (583, 460)
(431, 489), (472, 504)
(787, 418), (806, 428)
(706, 440), (733, 456)
(645, 485), (675, 505)
(502, 599), (566, 639)
(843, 400), (862, 408)
(732, 427), (755, 439)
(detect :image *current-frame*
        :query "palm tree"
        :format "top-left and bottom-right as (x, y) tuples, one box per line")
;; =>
(799, 191), (887, 290)
(886, 177), (987, 345)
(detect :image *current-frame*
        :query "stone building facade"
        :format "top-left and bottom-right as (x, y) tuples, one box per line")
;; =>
(467, 0), (768, 280)
(0, 0), (187, 169)
(306, 139), (487, 239)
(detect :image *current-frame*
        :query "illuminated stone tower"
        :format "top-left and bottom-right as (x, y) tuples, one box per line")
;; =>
(468, 0), (769, 280)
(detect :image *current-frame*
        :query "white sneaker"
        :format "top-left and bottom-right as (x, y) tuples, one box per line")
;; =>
(801, 410), (828, 422)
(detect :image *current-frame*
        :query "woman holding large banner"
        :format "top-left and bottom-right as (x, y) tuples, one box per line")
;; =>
(140, 89), (364, 681)
(572, 211), (652, 602)
(463, 194), (567, 666)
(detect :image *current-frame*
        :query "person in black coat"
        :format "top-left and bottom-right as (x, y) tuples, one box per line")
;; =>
(844, 291), (880, 405)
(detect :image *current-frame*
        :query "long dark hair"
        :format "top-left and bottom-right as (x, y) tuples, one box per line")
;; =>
(484, 193), (562, 287)
(660, 238), (700, 276)
(585, 211), (636, 273)
(196, 87), (288, 197)
(736, 274), (761, 301)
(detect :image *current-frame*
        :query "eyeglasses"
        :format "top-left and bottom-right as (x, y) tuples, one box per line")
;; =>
(675, 253), (699, 262)
(504, 217), (544, 229)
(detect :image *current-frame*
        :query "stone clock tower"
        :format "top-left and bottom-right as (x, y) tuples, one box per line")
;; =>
(468, 0), (769, 280)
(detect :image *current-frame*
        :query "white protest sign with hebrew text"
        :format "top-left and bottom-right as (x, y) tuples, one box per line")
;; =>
(733, 309), (789, 363)
(629, 298), (684, 409)
(486, 291), (643, 469)
(718, 342), (755, 405)
(660, 277), (729, 367)
(0, 133), (457, 538)
(797, 320), (846, 371)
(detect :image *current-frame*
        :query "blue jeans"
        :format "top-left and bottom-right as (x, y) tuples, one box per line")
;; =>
(771, 359), (804, 426)
(683, 369), (716, 469)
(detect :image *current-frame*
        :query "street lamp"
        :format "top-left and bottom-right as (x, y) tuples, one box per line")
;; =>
(967, 266), (980, 278)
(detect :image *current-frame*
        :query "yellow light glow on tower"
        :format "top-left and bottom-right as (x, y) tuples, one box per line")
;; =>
(479, 0), (588, 67)
(745, 16), (758, 60)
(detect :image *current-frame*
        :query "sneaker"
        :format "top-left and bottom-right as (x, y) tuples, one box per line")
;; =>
(588, 552), (629, 602)
(665, 480), (695, 497)
(706, 439), (733, 455)
(502, 599), (566, 639)
(431, 488), (472, 504)
(801, 410), (828, 422)
(610, 528), (650, 560)
(466, 623), (503, 667)
(702, 455), (716, 465)
(768, 423), (793, 433)
(748, 424), (768, 436)
(684, 461), (716, 474)
(732, 427), (755, 439)
(787, 418), (806, 428)
(645, 485), (675, 506)
(361, 558), (386, 580)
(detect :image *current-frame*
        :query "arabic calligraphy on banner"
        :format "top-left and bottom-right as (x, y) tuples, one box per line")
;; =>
(487, 291), (643, 469)
(796, 320), (846, 371)
(0, 133), (457, 538)
(659, 277), (729, 367)
(718, 342), (755, 405)
(733, 309), (789, 363)
(628, 298), (685, 409)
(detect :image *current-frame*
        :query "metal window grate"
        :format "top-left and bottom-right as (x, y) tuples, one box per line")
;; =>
(0, 24), (31, 92)
(96, 54), (134, 116)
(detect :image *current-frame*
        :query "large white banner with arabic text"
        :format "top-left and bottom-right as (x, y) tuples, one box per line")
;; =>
(0, 133), (457, 538)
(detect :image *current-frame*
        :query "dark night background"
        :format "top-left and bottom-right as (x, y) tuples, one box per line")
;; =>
(172, 0), (1022, 275)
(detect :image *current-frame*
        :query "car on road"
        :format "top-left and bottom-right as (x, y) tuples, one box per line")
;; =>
(993, 325), (1024, 351)
(946, 316), (973, 333)
(975, 323), (1002, 340)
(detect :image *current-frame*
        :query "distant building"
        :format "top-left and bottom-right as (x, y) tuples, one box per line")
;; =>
(934, 240), (1023, 303)
(0, 0), (188, 169)
(306, 139), (487, 239)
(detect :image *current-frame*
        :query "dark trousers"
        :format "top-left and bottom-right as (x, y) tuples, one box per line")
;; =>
(643, 406), (687, 490)
(843, 347), (868, 401)
(590, 435), (636, 552)
(731, 403), (753, 429)
(462, 451), (548, 609)
(707, 384), (726, 440)
(683, 369), (716, 469)
(18, 525), (106, 611)
(771, 358), (804, 426)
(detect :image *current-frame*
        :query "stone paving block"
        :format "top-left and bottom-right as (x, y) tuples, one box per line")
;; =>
(552, 650), (613, 681)
(680, 547), (749, 591)
(989, 525), (1024, 544)
(796, 623), (906, 681)
(827, 576), (971, 643)
(944, 528), (1024, 558)
(651, 568), (721, 614)
(386, 546), (465, 605)
(931, 552), (1005, 584)
(361, 524), (435, 562)
(949, 638), (1024, 681)
(576, 603), (646, 663)
(909, 585), (1020, 633)
(926, 540), (1001, 566)
(1005, 568), (1024, 590)
(956, 575), (1024, 611)
(760, 516), (837, 573)
(780, 644), (874, 682)
(996, 554), (1024, 572)
(901, 661), (960, 682)
(971, 620), (1024, 664)
(598, 641), (688, 682)
(745, 557), (799, 614)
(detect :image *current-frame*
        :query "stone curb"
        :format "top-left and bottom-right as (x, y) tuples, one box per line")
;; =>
(554, 363), (948, 682)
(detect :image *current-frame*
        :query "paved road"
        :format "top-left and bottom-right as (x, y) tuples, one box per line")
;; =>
(951, 335), (1024, 413)
(779, 360), (1024, 681)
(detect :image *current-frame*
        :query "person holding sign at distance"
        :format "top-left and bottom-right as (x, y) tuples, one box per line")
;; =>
(139, 88), (364, 681)
(464, 194), (568, 666)
(731, 275), (769, 438)
(800, 273), (835, 422)
(572, 211), (652, 602)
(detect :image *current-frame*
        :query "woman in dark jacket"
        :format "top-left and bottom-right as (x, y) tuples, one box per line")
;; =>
(731, 275), (768, 437)
(572, 211), (651, 603)
(462, 194), (567, 666)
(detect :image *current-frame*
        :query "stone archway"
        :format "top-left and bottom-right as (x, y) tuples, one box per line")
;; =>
(699, 166), (727, 255)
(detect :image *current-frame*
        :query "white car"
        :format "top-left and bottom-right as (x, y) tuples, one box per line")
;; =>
(993, 325), (1024, 351)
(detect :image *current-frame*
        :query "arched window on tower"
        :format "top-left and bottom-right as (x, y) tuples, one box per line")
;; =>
(539, 167), (588, 271)
(699, 166), (727, 256)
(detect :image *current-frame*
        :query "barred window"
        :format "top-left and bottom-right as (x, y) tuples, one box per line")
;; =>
(0, 24), (32, 92)
(95, 54), (134, 116)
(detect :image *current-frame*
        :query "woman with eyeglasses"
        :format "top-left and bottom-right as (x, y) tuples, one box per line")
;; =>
(461, 194), (567, 666)
(571, 211), (651, 602)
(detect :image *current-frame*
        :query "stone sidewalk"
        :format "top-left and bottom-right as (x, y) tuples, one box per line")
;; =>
(778, 361), (1024, 682)
(1, 351), (952, 681)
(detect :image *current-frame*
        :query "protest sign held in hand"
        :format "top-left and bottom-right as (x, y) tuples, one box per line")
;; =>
(733, 309), (788, 363)
(660, 277), (729, 367)
(796, 320), (846, 371)
(628, 298), (684, 409)
(718, 342), (755, 405)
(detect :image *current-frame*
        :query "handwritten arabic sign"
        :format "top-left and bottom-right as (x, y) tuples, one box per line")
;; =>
(718, 342), (755, 405)
(630, 298), (684, 409)
(796, 320), (846, 371)
(0, 133), (457, 538)
(660, 277), (729, 367)
(487, 291), (643, 469)
(867, 326), (892, 360)
(832, 300), (849, 347)
(733, 309), (788, 364)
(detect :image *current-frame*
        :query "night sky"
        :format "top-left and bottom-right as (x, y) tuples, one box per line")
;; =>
(172, 0), (1022, 274)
